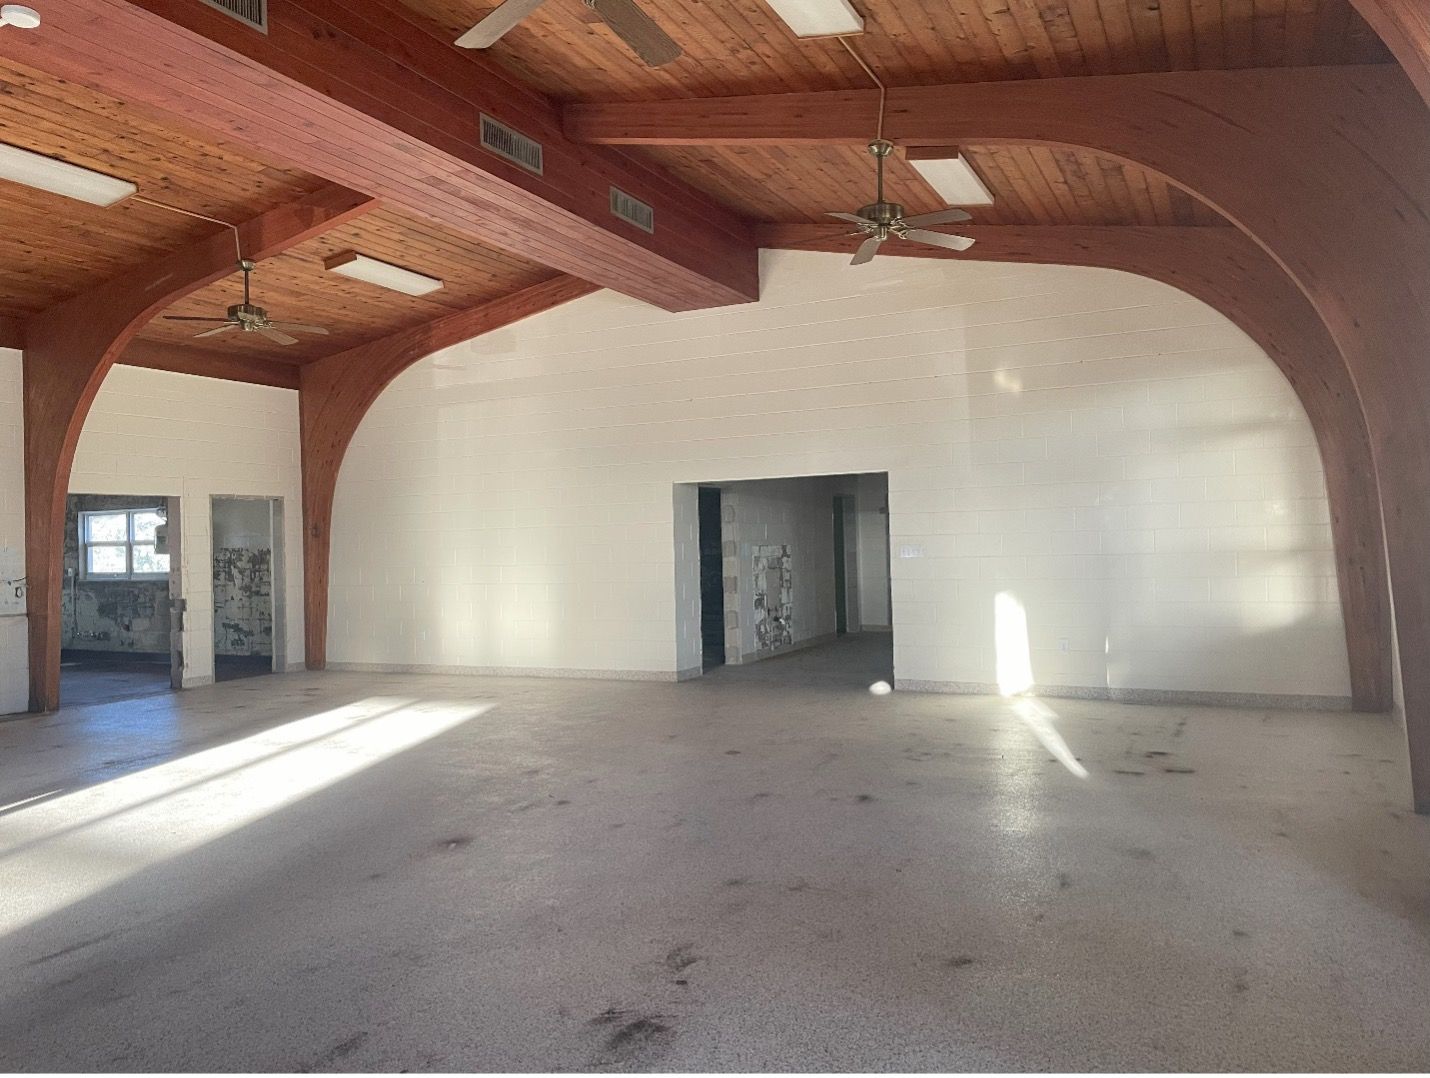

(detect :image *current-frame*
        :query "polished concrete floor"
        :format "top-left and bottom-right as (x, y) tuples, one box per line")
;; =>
(2, 635), (1429, 1071)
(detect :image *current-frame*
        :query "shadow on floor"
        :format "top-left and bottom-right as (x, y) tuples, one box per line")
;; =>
(700, 632), (894, 690)
(59, 651), (172, 708)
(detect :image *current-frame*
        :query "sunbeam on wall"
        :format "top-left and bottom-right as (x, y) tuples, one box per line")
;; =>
(995, 591), (1088, 779)
(0, 697), (490, 937)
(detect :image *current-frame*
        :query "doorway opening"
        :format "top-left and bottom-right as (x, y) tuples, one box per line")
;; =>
(60, 494), (179, 707)
(698, 486), (726, 669)
(676, 473), (892, 687)
(211, 496), (282, 683)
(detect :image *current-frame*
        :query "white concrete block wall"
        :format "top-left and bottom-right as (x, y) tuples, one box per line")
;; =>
(0, 349), (27, 713)
(330, 250), (1352, 703)
(70, 367), (304, 684)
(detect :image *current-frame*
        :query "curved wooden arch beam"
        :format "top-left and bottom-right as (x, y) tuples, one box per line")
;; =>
(572, 65), (1430, 810)
(1351, 1), (1430, 106)
(22, 185), (375, 712)
(299, 275), (599, 669)
(759, 223), (1392, 714)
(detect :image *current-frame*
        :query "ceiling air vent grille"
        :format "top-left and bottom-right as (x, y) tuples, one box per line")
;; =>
(610, 187), (655, 233)
(195, 0), (267, 32)
(479, 115), (544, 175)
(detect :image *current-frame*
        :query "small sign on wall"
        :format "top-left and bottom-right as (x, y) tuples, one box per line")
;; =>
(0, 547), (24, 616)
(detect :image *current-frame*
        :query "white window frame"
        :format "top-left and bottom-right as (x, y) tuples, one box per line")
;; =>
(79, 508), (170, 581)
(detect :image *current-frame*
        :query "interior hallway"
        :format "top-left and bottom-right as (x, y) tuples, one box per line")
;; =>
(2, 637), (1428, 1071)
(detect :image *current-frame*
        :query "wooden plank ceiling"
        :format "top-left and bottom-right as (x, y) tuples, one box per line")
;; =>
(397, 0), (1391, 227)
(0, 55), (555, 365)
(400, 0), (1392, 101)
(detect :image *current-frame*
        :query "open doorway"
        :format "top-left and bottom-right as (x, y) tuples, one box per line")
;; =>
(60, 494), (177, 707)
(698, 486), (726, 669)
(211, 497), (280, 683)
(677, 473), (893, 688)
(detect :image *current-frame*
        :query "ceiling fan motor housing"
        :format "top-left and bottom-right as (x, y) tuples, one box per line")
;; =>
(227, 302), (270, 326)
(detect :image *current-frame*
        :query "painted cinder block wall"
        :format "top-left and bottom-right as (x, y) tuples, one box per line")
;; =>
(0, 360), (304, 708)
(0, 350), (27, 713)
(328, 251), (1351, 704)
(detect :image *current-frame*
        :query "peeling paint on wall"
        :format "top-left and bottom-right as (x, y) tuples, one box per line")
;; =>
(62, 494), (171, 654)
(213, 548), (273, 657)
(752, 544), (793, 653)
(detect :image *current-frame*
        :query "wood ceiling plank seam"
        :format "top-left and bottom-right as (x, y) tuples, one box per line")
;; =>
(1063, 148), (1132, 224)
(989, 145), (1059, 223)
(700, 0), (825, 94)
(1158, 0), (1203, 67)
(1094, 154), (1149, 223)
(911, 0), (995, 83)
(976, 2), (1047, 80)
(49, 3), (754, 304)
(1122, 0), (1177, 70)
(1123, 157), (1176, 224)
(1027, 146), (1088, 222)
(1063, 0), (1119, 74)
(657, 0), (795, 96)
(1253, 0), (1290, 65)
(1008, 0), (1090, 76)
(946, 2), (1021, 82)
(963, 148), (1037, 224)
(1165, 182), (1200, 224)
(1282, 0), (1320, 62)
(1220, 0), (1258, 64)
(1051, 148), (1117, 223)
(866, 1), (953, 89)
(1092, 0), (1149, 73)
(1187, 0), (1228, 67)
(1308, 0), (1352, 63)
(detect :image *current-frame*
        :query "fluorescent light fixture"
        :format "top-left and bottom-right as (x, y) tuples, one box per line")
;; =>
(764, 0), (864, 38)
(324, 251), (445, 296)
(906, 148), (995, 207)
(0, 142), (136, 207)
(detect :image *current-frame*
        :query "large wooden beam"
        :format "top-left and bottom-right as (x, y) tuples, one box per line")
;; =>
(22, 185), (374, 712)
(299, 274), (599, 669)
(0, 0), (756, 312)
(761, 223), (1393, 714)
(574, 65), (1430, 810)
(119, 341), (301, 390)
(1352, 0), (1430, 107)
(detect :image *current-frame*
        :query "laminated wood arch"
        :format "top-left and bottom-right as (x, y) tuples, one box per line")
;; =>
(21, 186), (375, 712)
(759, 223), (1393, 715)
(299, 275), (599, 668)
(570, 64), (1430, 809)
(1351, 0), (1430, 106)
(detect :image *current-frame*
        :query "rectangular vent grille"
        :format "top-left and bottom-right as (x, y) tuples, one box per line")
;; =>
(195, 0), (267, 31)
(480, 115), (544, 175)
(610, 187), (655, 233)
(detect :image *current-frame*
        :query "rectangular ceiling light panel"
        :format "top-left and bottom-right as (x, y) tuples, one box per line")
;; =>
(764, 0), (864, 38)
(906, 152), (995, 207)
(324, 252), (445, 296)
(0, 143), (137, 207)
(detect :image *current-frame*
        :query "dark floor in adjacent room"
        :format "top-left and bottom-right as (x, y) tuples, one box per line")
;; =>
(3, 635), (1429, 1071)
(214, 653), (274, 683)
(57, 651), (171, 708)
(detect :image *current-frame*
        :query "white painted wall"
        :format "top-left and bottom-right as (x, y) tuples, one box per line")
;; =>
(70, 367), (304, 684)
(0, 349), (27, 714)
(329, 251), (1351, 704)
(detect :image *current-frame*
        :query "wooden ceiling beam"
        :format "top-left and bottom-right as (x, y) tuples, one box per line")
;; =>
(118, 341), (302, 390)
(761, 222), (1392, 715)
(571, 64), (1430, 810)
(298, 274), (600, 669)
(0, 0), (757, 312)
(21, 184), (375, 712)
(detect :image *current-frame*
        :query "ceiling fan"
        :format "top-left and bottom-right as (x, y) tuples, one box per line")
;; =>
(454, 0), (681, 67)
(163, 259), (329, 346)
(829, 140), (977, 265)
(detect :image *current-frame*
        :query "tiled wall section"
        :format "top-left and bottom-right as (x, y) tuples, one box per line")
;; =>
(70, 366), (304, 684)
(0, 350), (26, 713)
(329, 251), (1351, 702)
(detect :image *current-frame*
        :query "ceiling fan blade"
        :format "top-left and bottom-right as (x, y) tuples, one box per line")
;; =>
(454, 0), (550, 47)
(268, 322), (330, 335)
(851, 236), (884, 266)
(164, 315), (232, 323)
(827, 211), (874, 226)
(899, 208), (974, 227)
(586, 0), (682, 66)
(255, 327), (299, 346)
(194, 324), (237, 339)
(902, 229), (977, 252)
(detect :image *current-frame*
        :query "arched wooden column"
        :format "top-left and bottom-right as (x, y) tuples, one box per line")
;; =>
(299, 275), (599, 669)
(570, 65), (1430, 809)
(759, 223), (1392, 713)
(22, 186), (374, 712)
(1351, 1), (1430, 106)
